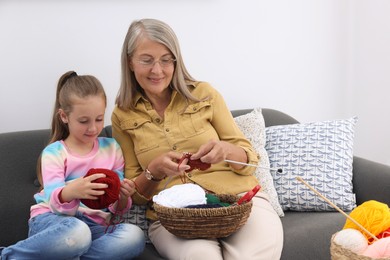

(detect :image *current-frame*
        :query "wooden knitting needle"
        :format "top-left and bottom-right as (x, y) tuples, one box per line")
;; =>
(224, 159), (283, 173)
(296, 176), (378, 241)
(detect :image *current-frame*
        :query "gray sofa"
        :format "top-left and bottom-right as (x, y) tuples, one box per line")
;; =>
(1, 108), (390, 260)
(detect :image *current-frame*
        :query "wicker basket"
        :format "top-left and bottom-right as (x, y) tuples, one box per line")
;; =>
(330, 233), (390, 260)
(153, 194), (252, 239)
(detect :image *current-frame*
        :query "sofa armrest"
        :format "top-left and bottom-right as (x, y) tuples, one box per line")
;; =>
(353, 156), (390, 206)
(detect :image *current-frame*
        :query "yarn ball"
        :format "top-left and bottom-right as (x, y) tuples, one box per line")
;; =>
(206, 194), (230, 207)
(333, 228), (368, 254)
(152, 183), (206, 208)
(80, 168), (120, 209)
(343, 200), (390, 241)
(378, 227), (390, 239)
(362, 237), (390, 258)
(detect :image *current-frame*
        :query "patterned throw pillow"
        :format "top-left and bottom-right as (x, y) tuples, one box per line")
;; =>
(122, 204), (151, 243)
(265, 117), (358, 211)
(234, 108), (284, 217)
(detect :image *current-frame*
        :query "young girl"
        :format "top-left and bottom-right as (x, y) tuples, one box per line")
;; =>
(0, 71), (145, 259)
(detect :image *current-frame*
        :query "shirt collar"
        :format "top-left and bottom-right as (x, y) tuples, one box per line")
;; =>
(133, 82), (197, 107)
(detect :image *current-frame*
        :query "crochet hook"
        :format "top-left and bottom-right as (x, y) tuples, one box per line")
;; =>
(224, 159), (283, 173)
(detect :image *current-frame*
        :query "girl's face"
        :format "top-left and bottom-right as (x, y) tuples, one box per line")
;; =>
(130, 37), (175, 98)
(60, 95), (105, 149)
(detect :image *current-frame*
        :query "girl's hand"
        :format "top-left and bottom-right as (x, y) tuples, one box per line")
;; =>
(120, 178), (135, 197)
(60, 173), (108, 203)
(115, 178), (134, 210)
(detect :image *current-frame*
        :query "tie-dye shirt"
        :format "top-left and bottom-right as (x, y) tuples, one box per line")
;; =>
(30, 137), (130, 226)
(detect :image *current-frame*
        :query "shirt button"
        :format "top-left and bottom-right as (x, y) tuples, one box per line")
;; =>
(188, 173), (192, 177)
(166, 128), (169, 132)
(172, 145), (177, 150)
(156, 118), (161, 123)
(193, 107), (197, 111)
(134, 123), (138, 127)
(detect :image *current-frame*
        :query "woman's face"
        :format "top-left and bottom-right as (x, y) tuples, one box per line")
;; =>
(130, 37), (175, 98)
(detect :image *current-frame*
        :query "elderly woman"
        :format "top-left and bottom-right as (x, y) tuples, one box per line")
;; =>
(112, 18), (283, 260)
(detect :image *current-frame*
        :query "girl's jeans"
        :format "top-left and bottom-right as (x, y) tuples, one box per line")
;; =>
(0, 211), (145, 260)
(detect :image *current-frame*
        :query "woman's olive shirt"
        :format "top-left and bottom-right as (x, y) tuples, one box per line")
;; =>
(112, 82), (259, 211)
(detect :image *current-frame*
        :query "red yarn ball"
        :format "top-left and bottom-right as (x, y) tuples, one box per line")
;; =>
(80, 168), (121, 209)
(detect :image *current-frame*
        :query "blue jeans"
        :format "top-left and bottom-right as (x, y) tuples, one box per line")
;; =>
(0, 212), (145, 259)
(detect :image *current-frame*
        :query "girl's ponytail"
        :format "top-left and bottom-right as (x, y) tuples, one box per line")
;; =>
(49, 71), (78, 144)
(37, 71), (79, 189)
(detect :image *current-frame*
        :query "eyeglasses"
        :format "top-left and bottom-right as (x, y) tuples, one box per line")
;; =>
(134, 57), (176, 68)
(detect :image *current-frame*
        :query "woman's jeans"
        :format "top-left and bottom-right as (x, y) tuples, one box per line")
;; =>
(0, 211), (145, 260)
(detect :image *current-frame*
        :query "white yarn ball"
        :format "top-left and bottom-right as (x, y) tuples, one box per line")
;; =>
(152, 183), (206, 208)
(333, 229), (368, 254)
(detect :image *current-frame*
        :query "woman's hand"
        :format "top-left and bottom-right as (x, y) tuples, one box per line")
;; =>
(190, 140), (231, 163)
(190, 139), (247, 169)
(133, 152), (191, 200)
(148, 151), (191, 178)
(60, 173), (108, 203)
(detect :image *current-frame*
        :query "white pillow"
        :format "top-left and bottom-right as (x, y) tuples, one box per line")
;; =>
(234, 108), (284, 217)
(265, 117), (358, 211)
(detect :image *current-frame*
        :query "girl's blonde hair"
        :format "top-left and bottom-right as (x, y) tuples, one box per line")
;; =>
(37, 71), (107, 189)
(116, 18), (200, 110)
(49, 71), (107, 143)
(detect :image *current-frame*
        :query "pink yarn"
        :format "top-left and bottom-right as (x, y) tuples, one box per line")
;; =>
(362, 237), (390, 258)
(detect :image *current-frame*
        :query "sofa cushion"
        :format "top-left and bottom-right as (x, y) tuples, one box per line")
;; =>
(234, 108), (284, 217)
(265, 117), (358, 211)
(0, 129), (49, 246)
(281, 211), (345, 260)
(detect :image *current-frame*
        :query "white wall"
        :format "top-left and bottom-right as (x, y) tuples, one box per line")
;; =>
(0, 0), (389, 166)
(347, 1), (390, 165)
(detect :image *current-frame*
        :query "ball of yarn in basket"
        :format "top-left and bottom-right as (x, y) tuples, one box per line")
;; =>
(344, 200), (390, 241)
(362, 237), (390, 258)
(80, 168), (120, 209)
(333, 228), (368, 254)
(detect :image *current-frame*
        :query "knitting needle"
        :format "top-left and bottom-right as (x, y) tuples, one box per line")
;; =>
(163, 159), (283, 190)
(296, 176), (378, 241)
(163, 176), (172, 189)
(224, 159), (283, 173)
